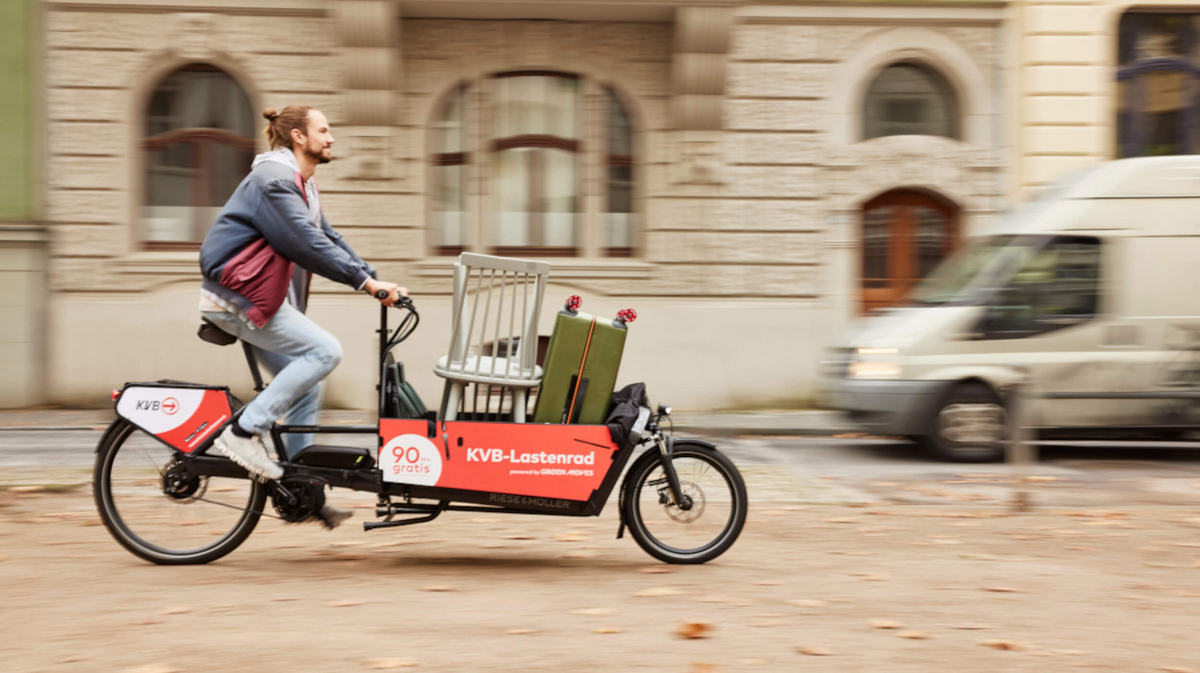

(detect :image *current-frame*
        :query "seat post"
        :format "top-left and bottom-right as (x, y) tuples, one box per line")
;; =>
(241, 341), (265, 393)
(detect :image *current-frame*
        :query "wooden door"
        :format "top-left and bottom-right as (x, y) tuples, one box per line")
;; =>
(860, 190), (959, 313)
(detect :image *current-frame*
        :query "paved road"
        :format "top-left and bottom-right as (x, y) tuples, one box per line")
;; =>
(5, 429), (1200, 508)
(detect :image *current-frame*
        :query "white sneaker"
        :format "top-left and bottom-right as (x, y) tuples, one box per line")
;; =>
(214, 426), (283, 481)
(316, 504), (354, 530)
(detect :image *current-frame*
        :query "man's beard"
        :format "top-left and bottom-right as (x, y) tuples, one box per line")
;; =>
(304, 142), (333, 164)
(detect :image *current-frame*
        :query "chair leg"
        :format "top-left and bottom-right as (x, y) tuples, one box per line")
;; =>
(441, 381), (463, 422)
(512, 389), (526, 423)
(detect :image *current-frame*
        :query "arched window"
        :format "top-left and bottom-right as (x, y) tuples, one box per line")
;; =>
(863, 62), (959, 141)
(431, 84), (468, 255)
(861, 189), (958, 312)
(1117, 12), (1200, 157)
(142, 64), (254, 248)
(492, 72), (580, 256)
(428, 72), (637, 257)
(606, 87), (634, 256)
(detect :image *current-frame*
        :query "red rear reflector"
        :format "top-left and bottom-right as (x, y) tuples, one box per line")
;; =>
(617, 308), (637, 324)
(111, 389), (121, 401)
(566, 295), (582, 311)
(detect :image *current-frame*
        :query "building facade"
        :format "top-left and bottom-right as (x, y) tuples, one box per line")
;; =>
(0, 0), (45, 408)
(29, 0), (1026, 409)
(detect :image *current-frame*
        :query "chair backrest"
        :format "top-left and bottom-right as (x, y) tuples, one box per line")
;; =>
(447, 253), (550, 382)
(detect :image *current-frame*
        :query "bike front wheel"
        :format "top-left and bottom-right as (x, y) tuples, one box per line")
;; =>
(93, 419), (268, 565)
(621, 441), (747, 564)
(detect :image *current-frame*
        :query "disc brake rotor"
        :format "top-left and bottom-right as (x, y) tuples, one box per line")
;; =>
(661, 480), (706, 523)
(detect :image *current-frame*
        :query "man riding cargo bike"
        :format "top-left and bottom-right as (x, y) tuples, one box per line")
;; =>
(93, 105), (747, 566)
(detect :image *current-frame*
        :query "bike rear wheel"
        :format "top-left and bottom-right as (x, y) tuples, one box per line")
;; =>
(622, 442), (747, 564)
(93, 419), (267, 565)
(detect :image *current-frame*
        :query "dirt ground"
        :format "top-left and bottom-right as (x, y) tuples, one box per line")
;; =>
(3, 481), (1200, 673)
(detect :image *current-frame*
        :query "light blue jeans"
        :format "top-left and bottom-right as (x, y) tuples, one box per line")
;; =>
(202, 303), (343, 459)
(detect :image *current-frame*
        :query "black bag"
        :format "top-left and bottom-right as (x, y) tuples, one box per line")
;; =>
(383, 361), (428, 419)
(605, 382), (649, 448)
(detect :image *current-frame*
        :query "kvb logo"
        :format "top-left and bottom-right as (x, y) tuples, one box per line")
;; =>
(161, 397), (179, 415)
(380, 434), (442, 486)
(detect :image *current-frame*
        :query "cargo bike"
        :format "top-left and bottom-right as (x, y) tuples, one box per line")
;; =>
(93, 254), (747, 565)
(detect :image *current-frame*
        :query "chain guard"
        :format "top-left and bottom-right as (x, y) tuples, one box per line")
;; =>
(271, 477), (326, 523)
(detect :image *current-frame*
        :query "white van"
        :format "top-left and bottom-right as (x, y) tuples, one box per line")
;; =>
(821, 155), (1200, 461)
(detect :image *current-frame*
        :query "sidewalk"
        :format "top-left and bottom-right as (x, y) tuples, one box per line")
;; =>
(0, 407), (852, 436)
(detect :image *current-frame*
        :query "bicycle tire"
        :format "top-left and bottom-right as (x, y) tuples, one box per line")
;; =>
(93, 419), (268, 565)
(621, 441), (747, 564)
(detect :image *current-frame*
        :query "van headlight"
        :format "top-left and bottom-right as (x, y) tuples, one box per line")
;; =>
(848, 347), (901, 379)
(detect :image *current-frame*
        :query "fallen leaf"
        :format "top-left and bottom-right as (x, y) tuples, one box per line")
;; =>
(554, 532), (588, 542)
(564, 550), (596, 559)
(948, 623), (995, 630)
(503, 534), (535, 540)
(325, 600), (364, 607)
(420, 586), (455, 592)
(982, 587), (1026, 593)
(0, 555), (7, 562)
(980, 640), (1027, 651)
(58, 656), (89, 664)
(161, 606), (192, 615)
(676, 622), (712, 639)
(752, 580), (780, 586)
(796, 646), (834, 656)
(689, 664), (719, 673)
(593, 626), (623, 634)
(334, 553), (366, 561)
(1158, 667), (1197, 673)
(10, 486), (44, 494)
(634, 587), (682, 597)
(571, 608), (614, 616)
(1022, 475), (1060, 483)
(270, 597), (300, 602)
(364, 658), (418, 669)
(825, 517), (859, 524)
(898, 630), (929, 640)
(870, 619), (903, 629)
(741, 659), (770, 666)
(507, 629), (538, 635)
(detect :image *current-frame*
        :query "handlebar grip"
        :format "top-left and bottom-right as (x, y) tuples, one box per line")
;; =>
(374, 289), (390, 299)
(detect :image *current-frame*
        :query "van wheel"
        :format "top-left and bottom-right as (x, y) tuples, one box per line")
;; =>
(920, 382), (1007, 462)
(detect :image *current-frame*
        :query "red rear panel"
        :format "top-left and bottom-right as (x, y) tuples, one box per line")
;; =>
(115, 386), (232, 453)
(379, 419), (619, 501)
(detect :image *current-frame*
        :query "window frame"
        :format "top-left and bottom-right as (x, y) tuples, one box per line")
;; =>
(139, 63), (255, 251)
(427, 72), (638, 259)
(862, 60), (961, 142)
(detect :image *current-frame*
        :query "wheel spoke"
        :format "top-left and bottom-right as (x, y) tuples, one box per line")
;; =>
(96, 422), (264, 563)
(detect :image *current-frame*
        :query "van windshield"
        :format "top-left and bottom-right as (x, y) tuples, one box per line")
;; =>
(909, 235), (1023, 305)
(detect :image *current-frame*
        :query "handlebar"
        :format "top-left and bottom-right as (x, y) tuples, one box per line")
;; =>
(374, 288), (414, 310)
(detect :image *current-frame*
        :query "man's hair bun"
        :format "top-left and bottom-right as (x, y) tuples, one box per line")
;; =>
(262, 108), (280, 122)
